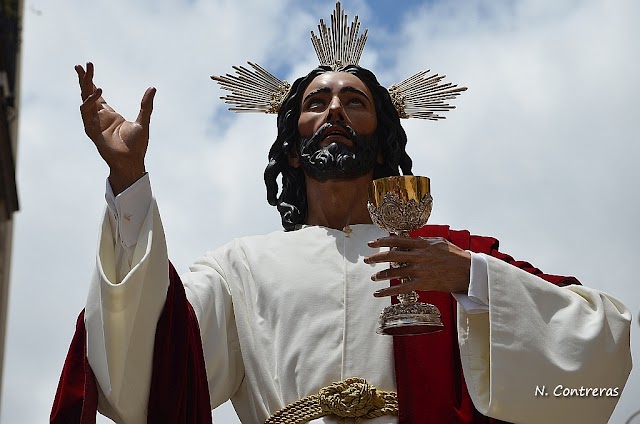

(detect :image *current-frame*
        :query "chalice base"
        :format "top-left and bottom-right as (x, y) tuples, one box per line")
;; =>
(377, 304), (444, 336)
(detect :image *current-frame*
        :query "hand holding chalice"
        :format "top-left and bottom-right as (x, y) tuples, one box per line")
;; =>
(367, 176), (444, 336)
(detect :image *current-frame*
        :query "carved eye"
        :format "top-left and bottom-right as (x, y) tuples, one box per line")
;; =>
(308, 99), (326, 110)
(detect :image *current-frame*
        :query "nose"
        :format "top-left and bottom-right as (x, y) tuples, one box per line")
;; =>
(326, 95), (345, 122)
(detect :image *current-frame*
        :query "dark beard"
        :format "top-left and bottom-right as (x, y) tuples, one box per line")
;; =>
(298, 122), (379, 182)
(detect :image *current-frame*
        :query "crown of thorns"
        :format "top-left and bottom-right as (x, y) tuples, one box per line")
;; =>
(210, 2), (467, 120)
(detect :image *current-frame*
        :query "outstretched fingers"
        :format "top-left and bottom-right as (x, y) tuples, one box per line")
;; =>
(374, 280), (422, 297)
(368, 236), (445, 250)
(364, 236), (443, 265)
(135, 87), (157, 127)
(79, 86), (102, 114)
(79, 87), (103, 139)
(75, 62), (97, 101)
(75, 62), (114, 112)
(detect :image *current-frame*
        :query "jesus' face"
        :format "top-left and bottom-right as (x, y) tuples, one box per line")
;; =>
(296, 72), (379, 181)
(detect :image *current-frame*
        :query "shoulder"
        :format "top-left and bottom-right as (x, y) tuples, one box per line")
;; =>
(207, 226), (321, 260)
(413, 224), (499, 254)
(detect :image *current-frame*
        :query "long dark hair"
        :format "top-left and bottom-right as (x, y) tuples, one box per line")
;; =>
(264, 65), (413, 231)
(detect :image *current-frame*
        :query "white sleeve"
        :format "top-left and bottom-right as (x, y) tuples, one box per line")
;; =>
(105, 174), (153, 283)
(85, 196), (243, 423)
(457, 254), (632, 424)
(452, 252), (490, 314)
(85, 200), (169, 424)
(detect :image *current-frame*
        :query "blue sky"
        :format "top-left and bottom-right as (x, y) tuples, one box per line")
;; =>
(2, 0), (639, 422)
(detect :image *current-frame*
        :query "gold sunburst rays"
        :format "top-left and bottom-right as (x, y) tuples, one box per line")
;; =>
(311, 1), (368, 70)
(210, 1), (467, 119)
(388, 70), (468, 120)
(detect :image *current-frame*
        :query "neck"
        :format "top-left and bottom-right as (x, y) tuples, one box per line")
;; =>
(304, 172), (374, 230)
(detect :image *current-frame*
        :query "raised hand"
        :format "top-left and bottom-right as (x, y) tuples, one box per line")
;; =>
(76, 62), (156, 195)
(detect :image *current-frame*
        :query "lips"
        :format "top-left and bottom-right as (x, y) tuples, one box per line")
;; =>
(322, 125), (350, 140)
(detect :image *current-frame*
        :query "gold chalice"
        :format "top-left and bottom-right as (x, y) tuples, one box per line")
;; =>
(368, 176), (444, 335)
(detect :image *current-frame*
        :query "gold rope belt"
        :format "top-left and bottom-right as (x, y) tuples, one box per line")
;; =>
(264, 377), (398, 424)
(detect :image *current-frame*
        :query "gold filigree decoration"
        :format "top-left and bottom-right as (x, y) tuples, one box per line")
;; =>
(378, 302), (441, 325)
(367, 192), (433, 234)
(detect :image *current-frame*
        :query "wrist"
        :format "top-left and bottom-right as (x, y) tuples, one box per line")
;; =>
(109, 165), (146, 195)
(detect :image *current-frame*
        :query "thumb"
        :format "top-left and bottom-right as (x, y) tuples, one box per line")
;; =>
(136, 87), (156, 127)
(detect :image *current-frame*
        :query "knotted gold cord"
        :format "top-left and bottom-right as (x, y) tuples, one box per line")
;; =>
(265, 377), (398, 424)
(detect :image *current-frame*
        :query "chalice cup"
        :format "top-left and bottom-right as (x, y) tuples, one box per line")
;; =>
(368, 176), (444, 336)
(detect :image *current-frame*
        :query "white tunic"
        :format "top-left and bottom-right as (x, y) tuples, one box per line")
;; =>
(85, 197), (632, 424)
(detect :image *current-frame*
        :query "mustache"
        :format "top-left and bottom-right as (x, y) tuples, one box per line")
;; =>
(311, 122), (357, 143)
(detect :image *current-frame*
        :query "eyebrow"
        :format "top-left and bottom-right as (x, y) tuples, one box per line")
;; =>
(303, 86), (371, 104)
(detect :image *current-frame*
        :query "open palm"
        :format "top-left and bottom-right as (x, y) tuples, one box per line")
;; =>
(75, 62), (156, 194)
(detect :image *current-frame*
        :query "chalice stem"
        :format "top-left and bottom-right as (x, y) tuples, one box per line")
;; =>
(398, 291), (419, 305)
(394, 231), (419, 306)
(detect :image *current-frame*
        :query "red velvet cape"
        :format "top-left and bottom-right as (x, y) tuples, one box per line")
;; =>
(50, 263), (212, 424)
(51, 226), (579, 423)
